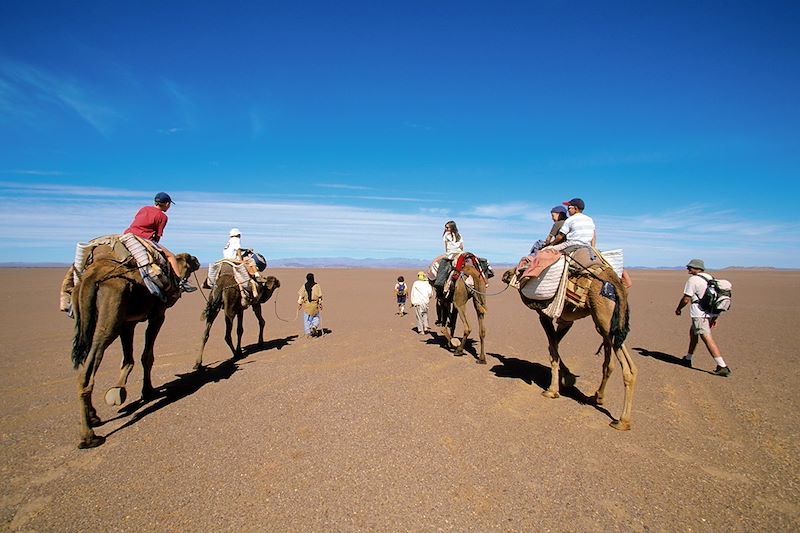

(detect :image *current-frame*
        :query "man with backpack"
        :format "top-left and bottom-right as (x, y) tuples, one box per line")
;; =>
(674, 259), (731, 377)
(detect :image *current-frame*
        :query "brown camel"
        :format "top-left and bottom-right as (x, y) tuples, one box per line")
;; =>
(70, 249), (200, 449)
(439, 263), (488, 363)
(195, 263), (280, 369)
(501, 263), (637, 430)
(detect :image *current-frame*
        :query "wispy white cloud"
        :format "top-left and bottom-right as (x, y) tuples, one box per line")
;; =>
(3, 169), (67, 177)
(157, 127), (183, 135)
(0, 60), (122, 135)
(403, 121), (433, 131)
(0, 182), (797, 268)
(162, 78), (195, 127)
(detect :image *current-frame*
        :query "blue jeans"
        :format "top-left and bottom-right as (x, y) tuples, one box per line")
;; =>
(303, 313), (320, 335)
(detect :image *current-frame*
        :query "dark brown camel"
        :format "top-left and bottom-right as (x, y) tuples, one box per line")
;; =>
(70, 249), (200, 449)
(195, 263), (280, 369)
(439, 263), (488, 363)
(501, 263), (637, 430)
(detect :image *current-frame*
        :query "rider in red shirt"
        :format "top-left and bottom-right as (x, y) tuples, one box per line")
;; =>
(124, 192), (196, 292)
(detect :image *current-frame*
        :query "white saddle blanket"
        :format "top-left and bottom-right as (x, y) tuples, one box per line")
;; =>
(520, 256), (566, 300)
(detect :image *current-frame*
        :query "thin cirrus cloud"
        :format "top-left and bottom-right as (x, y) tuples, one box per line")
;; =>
(5, 169), (67, 176)
(0, 59), (121, 135)
(0, 181), (796, 268)
(161, 78), (195, 128)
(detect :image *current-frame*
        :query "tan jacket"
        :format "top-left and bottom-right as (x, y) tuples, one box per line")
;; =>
(298, 284), (322, 316)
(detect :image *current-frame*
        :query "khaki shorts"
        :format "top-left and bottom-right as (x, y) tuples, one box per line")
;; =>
(691, 317), (713, 336)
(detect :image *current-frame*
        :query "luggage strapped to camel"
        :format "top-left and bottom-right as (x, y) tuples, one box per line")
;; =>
(510, 246), (624, 319)
(431, 252), (493, 294)
(60, 234), (183, 315)
(206, 258), (265, 307)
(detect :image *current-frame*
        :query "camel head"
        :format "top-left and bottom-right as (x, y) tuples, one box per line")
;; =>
(255, 275), (280, 304)
(261, 275), (280, 291)
(176, 253), (201, 280)
(501, 269), (516, 285)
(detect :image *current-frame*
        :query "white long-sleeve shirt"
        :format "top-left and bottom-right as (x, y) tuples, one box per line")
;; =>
(410, 280), (433, 306)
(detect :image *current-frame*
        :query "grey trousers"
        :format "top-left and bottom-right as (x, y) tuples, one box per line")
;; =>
(414, 304), (429, 333)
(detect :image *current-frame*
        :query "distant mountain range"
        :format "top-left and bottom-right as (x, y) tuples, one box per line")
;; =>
(0, 259), (795, 271)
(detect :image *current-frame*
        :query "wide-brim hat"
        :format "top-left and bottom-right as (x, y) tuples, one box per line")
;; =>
(686, 259), (705, 270)
(229, 227), (241, 237)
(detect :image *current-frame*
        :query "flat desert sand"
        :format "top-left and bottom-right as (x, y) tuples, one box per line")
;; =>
(1, 267), (798, 531)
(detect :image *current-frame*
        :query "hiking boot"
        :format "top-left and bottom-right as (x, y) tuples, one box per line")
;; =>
(680, 357), (692, 368)
(179, 280), (197, 293)
(713, 365), (731, 377)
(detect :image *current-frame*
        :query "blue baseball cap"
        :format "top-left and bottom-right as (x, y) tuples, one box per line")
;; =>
(550, 205), (568, 215)
(154, 192), (173, 204)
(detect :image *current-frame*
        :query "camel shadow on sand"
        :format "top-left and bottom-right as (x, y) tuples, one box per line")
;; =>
(425, 329), (482, 362)
(487, 352), (614, 421)
(100, 334), (298, 439)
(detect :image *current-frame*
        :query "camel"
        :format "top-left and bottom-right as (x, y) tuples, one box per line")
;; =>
(195, 263), (280, 369)
(501, 262), (637, 430)
(70, 248), (200, 449)
(438, 262), (488, 363)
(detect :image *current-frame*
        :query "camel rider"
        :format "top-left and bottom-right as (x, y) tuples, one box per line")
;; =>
(443, 220), (464, 260)
(223, 228), (264, 279)
(223, 228), (244, 260)
(548, 197), (596, 253)
(124, 192), (196, 293)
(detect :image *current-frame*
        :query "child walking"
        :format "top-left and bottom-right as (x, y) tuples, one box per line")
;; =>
(394, 276), (408, 315)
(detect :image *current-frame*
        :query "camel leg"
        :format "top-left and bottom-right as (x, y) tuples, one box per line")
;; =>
(196, 317), (214, 370)
(610, 343), (637, 431)
(77, 335), (115, 449)
(435, 290), (448, 326)
(476, 309), (486, 364)
(105, 323), (136, 406)
(452, 301), (471, 357)
(539, 315), (573, 398)
(140, 312), (165, 401)
(223, 314), (238, 359)
(591, 339), (615, 407)
(252, 304), (266, 345)
(196, 295), (223, 370)
(235, 309), (244, 357)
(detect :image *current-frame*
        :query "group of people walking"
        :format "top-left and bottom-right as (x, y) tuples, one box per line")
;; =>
(124, 192), (730, 375)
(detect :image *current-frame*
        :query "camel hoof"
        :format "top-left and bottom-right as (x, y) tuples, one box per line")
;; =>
(610, 419), (631, 431)
(104, 387), (127, 406)
(78, 434), (106, 449)
(141, 387), (155, 402)
(542, 390), (560, 399)
(475, 359), (487, 365)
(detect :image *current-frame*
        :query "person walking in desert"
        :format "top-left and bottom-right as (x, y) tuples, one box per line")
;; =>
(674, 259), (731, 376)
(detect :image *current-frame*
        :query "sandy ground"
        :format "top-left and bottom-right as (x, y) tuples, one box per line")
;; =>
(1, 267), (798, 532)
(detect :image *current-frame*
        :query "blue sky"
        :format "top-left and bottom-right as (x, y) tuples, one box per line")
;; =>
(1, 1), (798, 268)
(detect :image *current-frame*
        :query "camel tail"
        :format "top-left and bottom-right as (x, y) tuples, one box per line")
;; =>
(71, 280), (98, 369)
(609, 275), (630, 350)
